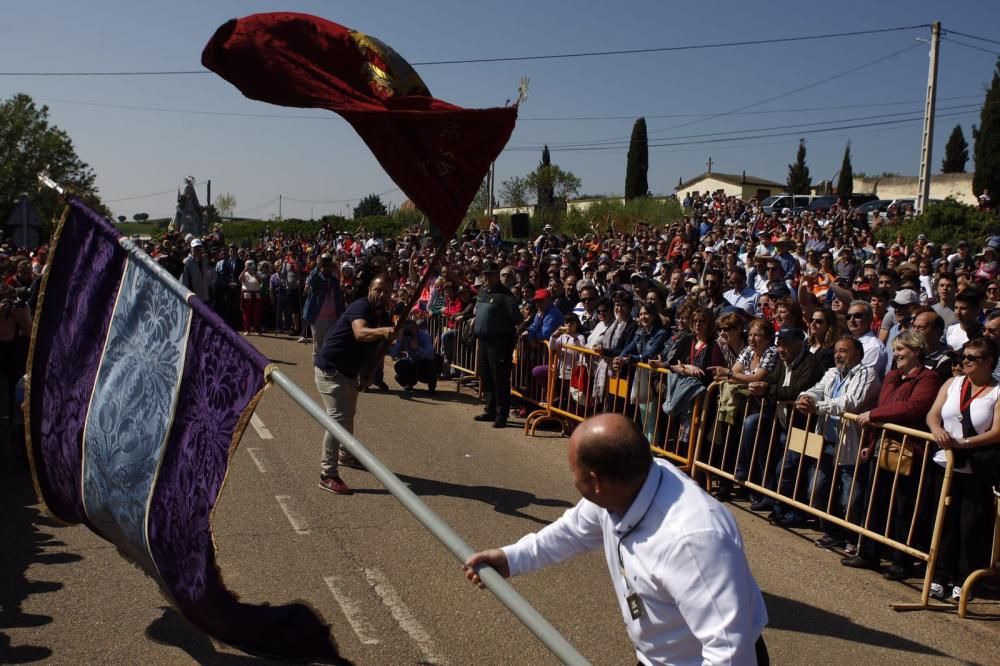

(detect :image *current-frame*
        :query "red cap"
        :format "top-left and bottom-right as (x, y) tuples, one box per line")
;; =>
(533, 288), (551, 301)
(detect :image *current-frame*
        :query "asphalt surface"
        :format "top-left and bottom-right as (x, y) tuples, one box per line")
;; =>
(3, 332), (1000, 665)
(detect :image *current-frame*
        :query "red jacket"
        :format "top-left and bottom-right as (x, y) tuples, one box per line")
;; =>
(868, 366), (942, 430)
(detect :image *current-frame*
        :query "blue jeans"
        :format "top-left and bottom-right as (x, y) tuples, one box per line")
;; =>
(806, 442), (869, 538)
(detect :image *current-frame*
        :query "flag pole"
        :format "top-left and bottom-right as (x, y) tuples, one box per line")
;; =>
(266, 368), (589, 665)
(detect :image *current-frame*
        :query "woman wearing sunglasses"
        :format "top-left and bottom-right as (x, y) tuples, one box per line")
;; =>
(807, 307), (842, 369)
(925, 336), (1000, 602)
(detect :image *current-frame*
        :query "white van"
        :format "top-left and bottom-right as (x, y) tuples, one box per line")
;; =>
(761, 194), (817, 215)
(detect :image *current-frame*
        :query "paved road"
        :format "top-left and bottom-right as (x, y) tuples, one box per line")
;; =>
(2, 333), (999, 665)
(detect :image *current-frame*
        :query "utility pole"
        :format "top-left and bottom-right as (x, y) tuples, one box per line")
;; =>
(487, 162), (495, 218)
(278, 194), (282, 220)
(206, 179), (211, 209)
(706, 157), (713, 175)
(916, 21), (941, 215)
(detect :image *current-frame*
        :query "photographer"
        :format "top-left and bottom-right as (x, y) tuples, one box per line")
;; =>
(389, 318), (440, 394)
(0, 283), (32, 449)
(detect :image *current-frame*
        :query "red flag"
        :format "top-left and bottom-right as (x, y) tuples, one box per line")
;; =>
(202, 12), (517, 240)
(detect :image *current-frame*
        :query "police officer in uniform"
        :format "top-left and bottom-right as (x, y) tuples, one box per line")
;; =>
(473, 261), (523, 428)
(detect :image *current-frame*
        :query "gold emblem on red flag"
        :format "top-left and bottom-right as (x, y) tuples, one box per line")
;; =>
(350, 31), (430, 99)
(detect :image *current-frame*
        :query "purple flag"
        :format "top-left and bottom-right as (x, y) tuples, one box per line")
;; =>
(25, 198), (342, 661)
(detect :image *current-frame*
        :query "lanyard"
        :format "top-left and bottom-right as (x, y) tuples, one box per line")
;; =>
(960, 378), (991, 413)
(616, 470), (663, 591)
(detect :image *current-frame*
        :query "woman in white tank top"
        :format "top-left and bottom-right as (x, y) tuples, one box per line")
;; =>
(926, 337), (1000, 601)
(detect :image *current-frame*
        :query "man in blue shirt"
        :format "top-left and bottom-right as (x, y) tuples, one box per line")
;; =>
(314, 275), (396, 495)
(390, 318), (440, 393)
(524, 288), (564, 342)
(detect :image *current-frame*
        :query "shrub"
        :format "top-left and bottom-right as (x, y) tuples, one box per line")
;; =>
(874, 198), (1000, 251)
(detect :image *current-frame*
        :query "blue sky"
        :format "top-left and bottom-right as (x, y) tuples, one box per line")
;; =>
(2, 1), (998, 221)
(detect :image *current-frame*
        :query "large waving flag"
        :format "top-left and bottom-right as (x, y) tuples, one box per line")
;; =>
(25, 198), (341, 662)
(202, 12), (518, 241)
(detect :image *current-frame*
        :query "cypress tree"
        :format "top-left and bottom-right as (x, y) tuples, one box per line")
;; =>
(973, 59), (1000, 199)
(941, 125), (969, 173)
(625, 117), (649, 200)
(786, 139), (812, 195)
(536, 145), (555, 209)
(837, 142), (854, 197)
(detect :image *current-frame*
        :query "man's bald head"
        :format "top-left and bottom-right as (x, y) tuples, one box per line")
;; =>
(571, 414), (652, 484)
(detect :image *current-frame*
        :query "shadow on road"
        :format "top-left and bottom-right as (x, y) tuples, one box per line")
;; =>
(763, 591), (948, 657)
(0, 451), (82, 663)
(354, 473), (574, 525)
(146, 607), (292, 664)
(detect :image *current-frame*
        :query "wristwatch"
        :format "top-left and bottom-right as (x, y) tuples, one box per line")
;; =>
(958, 437), (969, 447)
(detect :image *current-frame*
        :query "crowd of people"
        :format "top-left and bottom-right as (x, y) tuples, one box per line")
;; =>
(3, 189), (1000, 603)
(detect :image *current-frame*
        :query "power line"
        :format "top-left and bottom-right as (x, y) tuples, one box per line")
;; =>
(105, 181), (204, 203)
(0, 24), (931, 76)
(941, 36), (1000, 58)
(512, 103), (979, 151)
(944, 29), (1000, 46)
(503, 109), (977, 153)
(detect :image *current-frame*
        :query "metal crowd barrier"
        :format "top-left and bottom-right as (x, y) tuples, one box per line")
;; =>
(523, 343), (701, 470)
(510, 336), (549, 412)
(691, 380), (956, 611)
(446, 318), (480, 394)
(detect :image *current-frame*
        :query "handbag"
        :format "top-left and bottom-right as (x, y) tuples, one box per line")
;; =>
(877, 436), (914, 476)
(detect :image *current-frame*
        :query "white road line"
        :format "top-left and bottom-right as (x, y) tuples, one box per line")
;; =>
(274, 495), (310, 535)
(250, 413), (273, 439)
(246, 447), (267, 473)
(364, 567), (446, 665)
(323, 576), (382, 645)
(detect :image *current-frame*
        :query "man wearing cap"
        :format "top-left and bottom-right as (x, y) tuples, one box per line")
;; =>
(525, 288), (565, 343)
(773, 236), (800, 282)
(742, 326), (825, 517)
(474, 261), (523, 428)
(748, 247), (773, 295)
(882, 288), (921, 350)
(181, 238), (213, 303)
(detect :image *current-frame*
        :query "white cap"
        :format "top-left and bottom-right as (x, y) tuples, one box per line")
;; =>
(190, 238), (203, 248)
(876, 241), (887, 249)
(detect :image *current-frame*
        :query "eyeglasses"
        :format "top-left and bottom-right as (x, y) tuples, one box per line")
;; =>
(846, 313), (867, 321)
(719, 325), (737, 332)
(597, 309), (610, 315)
(810, 318), (825, 325)
(962, 354), (985, 363)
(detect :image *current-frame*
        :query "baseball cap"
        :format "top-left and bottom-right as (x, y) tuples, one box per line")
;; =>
(875, 241), (887, 249)
(481, 260), (499, 273)
(190, 238), (203, 248)
(630, 272), (647, 282)
(776, 326), (806, 341)
(532, 288), (551, 301)
(917, 234), (927, 241)
(891, 288), (920, 306)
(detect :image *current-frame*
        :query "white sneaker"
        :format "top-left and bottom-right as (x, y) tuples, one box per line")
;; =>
(951, 585), (972, 602)
(930, 582), (946, 600)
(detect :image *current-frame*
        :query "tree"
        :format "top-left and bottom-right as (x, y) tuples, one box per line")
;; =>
(117, 215), (126, 224)
(353, 193), (387, 219)
(215, 192), (237, 218)
(973, 58), (1000, 199)
(941, 125), (969, 173)
(499, 176), (529, 208)
(0, 93), (104, 236)
(625, 117), (649, 200)
(526, 165), (581, 202)
(133, 213), (149, 222)
(535, 145), (556, 209)
(836, 142), (854, 197)
(786, 138), (812, 194)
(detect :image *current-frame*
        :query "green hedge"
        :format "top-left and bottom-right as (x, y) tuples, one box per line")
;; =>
(873, 198), (999, 251)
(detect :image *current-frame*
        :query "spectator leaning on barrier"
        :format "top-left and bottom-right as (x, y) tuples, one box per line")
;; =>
(742, 326), (825, 517)
(926, 336), (1000, 602)
(464, 413), (770, 666)
(473, 261), (523, 429)
(844, 330), (942, 578)
(796, 335), (882, 551)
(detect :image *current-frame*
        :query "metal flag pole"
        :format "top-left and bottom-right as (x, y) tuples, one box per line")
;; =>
(266, 368), (590, 666)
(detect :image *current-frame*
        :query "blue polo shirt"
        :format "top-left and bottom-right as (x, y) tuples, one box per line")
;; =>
(315, 297), (387, 378)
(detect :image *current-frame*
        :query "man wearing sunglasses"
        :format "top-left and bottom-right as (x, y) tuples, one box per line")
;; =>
(846, 301), (888, 379)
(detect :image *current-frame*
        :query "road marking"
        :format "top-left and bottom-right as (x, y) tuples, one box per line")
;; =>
(275, 495), (310, 535)
(251, 413), (273, 439)
(323, 576), (381, 645)
(364, 567), (446, 665)
(246, 447), (267, 473)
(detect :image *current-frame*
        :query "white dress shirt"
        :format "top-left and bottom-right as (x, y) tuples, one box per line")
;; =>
(723, 286), (761, 316)
(502, 460), (768, 665)
(858, 331), (888, 379)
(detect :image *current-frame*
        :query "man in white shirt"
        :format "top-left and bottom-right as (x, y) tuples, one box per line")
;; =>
(723, 266), (761, 316)
(945, 288), (983, 350)
(464, 414), (769, 665)
(846, 300), (887, 379)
